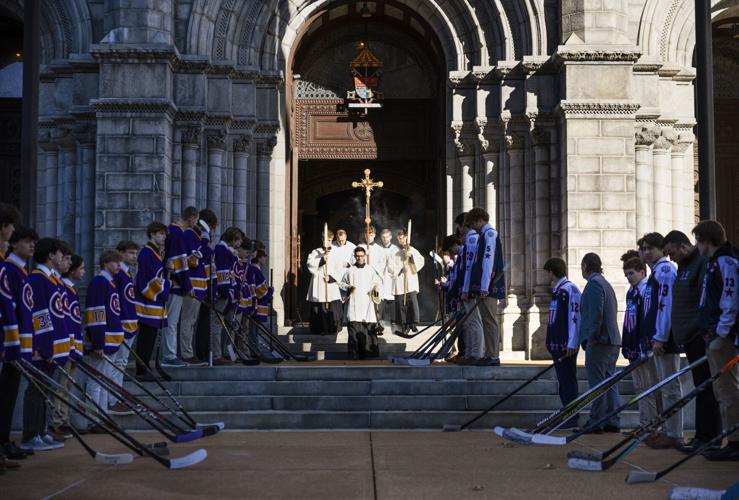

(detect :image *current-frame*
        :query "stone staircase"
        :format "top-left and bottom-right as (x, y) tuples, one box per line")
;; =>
(115, 363), (697, 431)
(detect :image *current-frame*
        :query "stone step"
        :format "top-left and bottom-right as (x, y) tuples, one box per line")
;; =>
(115, 409), (643, 431)
(127, 379), (637, 397)
(133, 393), (649, 412)
(133, 364), (629, 382)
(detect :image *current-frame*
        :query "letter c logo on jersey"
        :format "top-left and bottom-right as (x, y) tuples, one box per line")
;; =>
(50, 291), (65, 319)
(110, 293), (121, 316)
(124, 282), (135, 302)
(71, 302), (81, 324)
(22, 283), (34, 310)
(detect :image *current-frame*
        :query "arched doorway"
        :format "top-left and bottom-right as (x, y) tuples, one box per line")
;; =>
(285, 1), (447, 322)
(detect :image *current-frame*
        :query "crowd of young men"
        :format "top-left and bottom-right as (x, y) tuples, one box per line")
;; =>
(0, 204), (274, 470)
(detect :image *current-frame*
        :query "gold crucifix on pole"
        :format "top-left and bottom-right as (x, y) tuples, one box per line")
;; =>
(351, 168), (383, 264)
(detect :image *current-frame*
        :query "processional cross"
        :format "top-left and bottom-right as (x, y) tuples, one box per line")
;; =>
(351, 168), (383, 263)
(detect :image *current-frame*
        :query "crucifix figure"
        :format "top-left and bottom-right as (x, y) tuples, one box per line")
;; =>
(351, 168), (383, 263)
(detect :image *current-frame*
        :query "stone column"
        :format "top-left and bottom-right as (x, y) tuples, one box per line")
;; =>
(652, 131), (674, 235)
(180, 127), (200, 213)
(246, 152), (258, 238)
(255, 140), (274, 245)
(458, 152), (475, 213)
(206, 131), (226, 231)
(37, 131), (54, 237)
(445, 163), (455, 234)
(481, 149), (498, 224)
(57, 130), (76, 242)
(671, 141), (690, 233)
(76, 126), (96, 275)
(232, 136), (250, 230)
(221, 143), (233, 229)
(682, 136), (696, 231)
(505, 133), (526, 294)
(171, 130), (182, 216)
(635, 125), (658, 237)
(531, 128), (552, 289)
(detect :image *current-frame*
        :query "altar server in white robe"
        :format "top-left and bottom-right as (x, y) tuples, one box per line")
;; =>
(331, 229), (356, 269)
(306, 230), (344, 334)
(342, 246), (383, 359)
(390, 227), (425, 335)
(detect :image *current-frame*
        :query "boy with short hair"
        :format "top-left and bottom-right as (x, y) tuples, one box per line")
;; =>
(108, 240), (139, 415)
(0, 225), (37, 460)
(543, 257), (581, 429)
(21, 238), (70, 451)
(83, 250), (124, 426)
(134, 222), (170, 379)
(620, 252), (661, 430)
(694, 220), (739, 461)
(210, 227), (243, 365)
(638, 232), (683, 449)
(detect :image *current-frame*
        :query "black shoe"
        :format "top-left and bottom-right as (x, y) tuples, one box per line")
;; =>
(677, 438), (720, 454)
(703, 445), (739, 461)
(473, 357), (500, 366)
(411, 325), (418, 333)
(603, 424), (621, 433)
(3, 442), (31, 459)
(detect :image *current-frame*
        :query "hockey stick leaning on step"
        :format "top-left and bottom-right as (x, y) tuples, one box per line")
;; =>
(72, 356), (204, 443)
(495, 352), (653, 444)
(443, 354), (572, 432)
(244, 312), (318, 362)
(49, 358), (170, 456)
(225, 316), (282, 364)
(568, 355), (739, 471)
(120, 339), (226, 431)
(101, 352), (224, 435)
(409, 308), (465, 357)
(532, 354), (708, 445)
(625, 422), (739, 484)
(19, 360), (172, 459)
(392, 317), (444, 339)
(14, 360), (134, 465)
(21, 359), (208, 469)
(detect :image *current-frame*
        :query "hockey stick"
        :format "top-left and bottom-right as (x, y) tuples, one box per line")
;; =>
(120, 340), (225, 431)
(532, 354), (708, 445)
(568, 355), (739, 471)
(102, 352), (223, 435)
(208, 300), (270, 364)
(152, 328), (172, 382)
(225, 315), (282, 364)
(495, 353), (653, 444)
(72, 356), (203, 443)
(392, 317), (443, 339)
(625, 422), (739, 484)
(14, 361), (134, 465)
(443, 356), (566, 432)
(48, 358), (170, 456)
(245, 313), (317, 362)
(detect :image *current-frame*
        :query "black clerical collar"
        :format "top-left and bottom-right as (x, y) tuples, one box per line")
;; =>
(355, 263), (366, 268)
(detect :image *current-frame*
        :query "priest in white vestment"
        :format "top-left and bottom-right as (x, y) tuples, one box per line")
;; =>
(341, 246), (383, 359)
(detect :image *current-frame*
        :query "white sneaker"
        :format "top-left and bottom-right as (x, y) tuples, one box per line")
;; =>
(41, 434), (65, 449)
(20, 435), (55, 451)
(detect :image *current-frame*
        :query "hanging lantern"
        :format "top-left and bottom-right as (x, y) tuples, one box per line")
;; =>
(347, 42), (383, 113)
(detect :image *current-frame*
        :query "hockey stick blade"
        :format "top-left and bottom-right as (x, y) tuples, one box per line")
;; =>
(669, 487), (725, 500)
(567, 457), (603, 472)
(625, 470), (658, 484)
(567, 450), (603, 461)
(493, 426), (505, 437)
(95, 452), (135, 465)
(501, 428), (534, 444)
(531, 433), (569, 445)
(197, 422), (225, 431)
(293, 353), (317, 362)
(174, 429), (204, 443)
(168, 448), (208, 470)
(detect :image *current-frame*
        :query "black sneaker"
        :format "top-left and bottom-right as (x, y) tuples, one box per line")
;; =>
(603, 424), (621, 433)
(3, 442), (31, 459)
(703, 445), (739, 461)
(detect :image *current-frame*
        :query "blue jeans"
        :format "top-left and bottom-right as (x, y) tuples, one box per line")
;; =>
(584, 341), (620, 429)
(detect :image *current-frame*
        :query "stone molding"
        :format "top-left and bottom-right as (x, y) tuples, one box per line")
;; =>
(256, 139), (277, 157)
(207, 130), (227, 150)
(505, 133), (525, 150)
(554, 47), (641, 64)
(254, 121), (280, 137)
(233, 135), (251, 153)
(90, 98), (177, 119)
(181, 127), (201, 146)
(448, 71), (472, 88)
(557, 100), (640, 119)
(73, 124), (96, 146)
(89, 43), (179, 65)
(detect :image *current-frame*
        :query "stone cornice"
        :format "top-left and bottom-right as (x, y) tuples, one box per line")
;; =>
(554, 45), (641, 64)
(231, 118), (256, 130)
(257, 71), (283, 85)
(448, 71), (473, 88)
(89, 43), (180, 65)
(90, 98), (177, 119)
(557, 100), (640, 119)
(253, 121), (280, 137)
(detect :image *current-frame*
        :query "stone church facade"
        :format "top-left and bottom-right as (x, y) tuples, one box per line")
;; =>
(3, 0), (736, 358)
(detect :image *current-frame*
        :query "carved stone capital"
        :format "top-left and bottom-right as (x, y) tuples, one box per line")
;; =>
(531, 128), (549, 146)
(450, 121), (475, 156)
(233, 135), (251, 153)
(256, 139), (277, 157)
(475, 117), (489, 152)
(635, 124), (659, 146)
(73, 125), (96, 146)
(181, 127), (201, 146)
(206, 130), (227, 150)
(505, 134), (524, 150)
